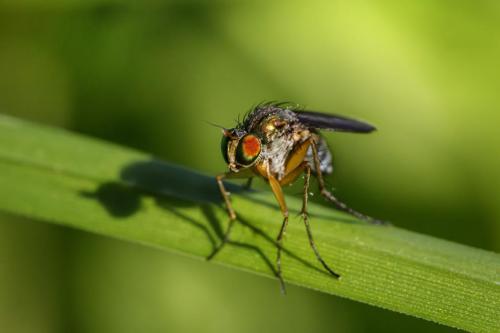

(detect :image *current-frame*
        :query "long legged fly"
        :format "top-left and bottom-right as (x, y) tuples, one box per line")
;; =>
(209, 102), (382, 293)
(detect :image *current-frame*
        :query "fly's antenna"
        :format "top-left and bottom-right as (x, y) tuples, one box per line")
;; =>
(204, 120), (226, 131)
(204, 120), (236, 138)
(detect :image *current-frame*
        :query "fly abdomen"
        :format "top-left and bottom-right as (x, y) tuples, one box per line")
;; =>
(307, 136), (333, 174)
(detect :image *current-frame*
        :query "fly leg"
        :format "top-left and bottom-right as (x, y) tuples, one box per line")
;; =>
(268, 174), (289, 294)
(244, 177), (254, 191)
(310, 139), (385, 225)
(207, 173), (238, 260)
(302, 165), (340, 278)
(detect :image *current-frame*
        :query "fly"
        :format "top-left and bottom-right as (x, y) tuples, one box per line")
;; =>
(208, 101), (383, 293)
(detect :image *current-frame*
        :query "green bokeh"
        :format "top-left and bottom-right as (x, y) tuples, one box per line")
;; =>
(0, 1), (498, 332)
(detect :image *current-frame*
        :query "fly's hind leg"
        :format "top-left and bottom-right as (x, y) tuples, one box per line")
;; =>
(310, 139), (385, 225)
(301, 165), (340, 278)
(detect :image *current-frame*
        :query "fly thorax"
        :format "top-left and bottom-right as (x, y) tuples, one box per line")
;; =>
(262, 130), (296, 179)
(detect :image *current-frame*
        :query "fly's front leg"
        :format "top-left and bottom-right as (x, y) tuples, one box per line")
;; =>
(207, 172), (238, 260)
(302, 165), (340, 278)
(310, 139), (385, 225)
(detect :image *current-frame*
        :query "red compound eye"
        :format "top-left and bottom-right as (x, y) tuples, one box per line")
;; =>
(243, 135), (260, 157)
(236, 134), (261, 166)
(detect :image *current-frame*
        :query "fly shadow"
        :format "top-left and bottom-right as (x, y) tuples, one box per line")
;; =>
(81, 159), (330, 279)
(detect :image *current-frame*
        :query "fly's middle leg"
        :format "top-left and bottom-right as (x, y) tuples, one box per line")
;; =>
(301, 165), (340, 278)
(268, 174), (289, 294)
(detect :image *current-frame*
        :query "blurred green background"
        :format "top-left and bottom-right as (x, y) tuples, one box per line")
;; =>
(1, 1), (499, 332)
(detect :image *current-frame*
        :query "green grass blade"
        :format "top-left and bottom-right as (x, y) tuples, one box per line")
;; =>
(0, 114), (498, 332)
